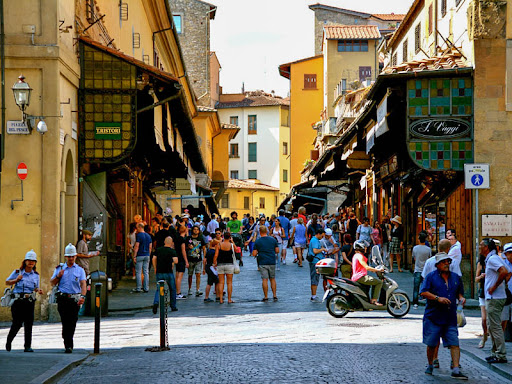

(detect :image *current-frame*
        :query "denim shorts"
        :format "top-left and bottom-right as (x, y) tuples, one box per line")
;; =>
(259, 264), (276, 279)
(309, 262), (320, 286)
(422, 317), (459, 347)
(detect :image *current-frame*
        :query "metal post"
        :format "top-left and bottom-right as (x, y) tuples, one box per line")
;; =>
(158, 280), (166, 348)
(475, 188), (479, 296)
(94, 283), (101, 354)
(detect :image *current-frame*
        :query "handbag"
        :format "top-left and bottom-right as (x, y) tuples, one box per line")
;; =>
(231, 244), (240, 274)
(305, 248), (314, 263)
(1, 286), (15, 307)
(505, 286), (512, 306)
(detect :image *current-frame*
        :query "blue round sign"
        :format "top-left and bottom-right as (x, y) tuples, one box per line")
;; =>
(471, 174), (484, 186)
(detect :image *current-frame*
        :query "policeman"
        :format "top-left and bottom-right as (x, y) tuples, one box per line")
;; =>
(5, 250), (43, 352)
(50, 243), (86, 353)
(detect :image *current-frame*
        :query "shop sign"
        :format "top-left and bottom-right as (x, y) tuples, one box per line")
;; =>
(366, 125), (375, 154)
(482, 214), (512, 237)
(410, 118), (471, 139)
(7, 121), (30, 134)
(94, 122), (122, 140)
(375, 96), (389, 137)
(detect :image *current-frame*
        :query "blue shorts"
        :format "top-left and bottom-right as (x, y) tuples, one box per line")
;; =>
(309, 262), (320, 286)
(422, 317), (459, 348)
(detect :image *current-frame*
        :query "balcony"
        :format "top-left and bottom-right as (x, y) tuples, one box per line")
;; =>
(323, 117), (338, 135)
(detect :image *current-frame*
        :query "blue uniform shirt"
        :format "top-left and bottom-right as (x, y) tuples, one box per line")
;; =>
(278, 215), (290, 240)
(7, 269), (40, 293)
(51, 263), (86, 294)
(420, 270), (464, 326)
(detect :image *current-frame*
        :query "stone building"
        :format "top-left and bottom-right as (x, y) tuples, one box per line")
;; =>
(169, 0), (217, 107)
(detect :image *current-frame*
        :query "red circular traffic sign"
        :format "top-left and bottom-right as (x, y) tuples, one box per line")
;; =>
(17, 162), (28, 180)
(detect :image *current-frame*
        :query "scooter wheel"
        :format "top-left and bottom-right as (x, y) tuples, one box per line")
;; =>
(386, 292), (410, 318)
(326, 294), (349, 318)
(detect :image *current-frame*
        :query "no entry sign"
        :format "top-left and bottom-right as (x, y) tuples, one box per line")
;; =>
(17, 162), (28, 180)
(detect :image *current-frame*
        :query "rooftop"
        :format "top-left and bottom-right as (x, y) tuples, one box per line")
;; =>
(371, 13), (405, 21)
(217, 90), (290, 109)
(381, 49), (470, 74)
(324, 25), (381, 40)
(227, 179), (279, 191)
(278, 55), (323, 79)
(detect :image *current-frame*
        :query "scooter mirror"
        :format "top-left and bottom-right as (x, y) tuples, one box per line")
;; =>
(371, 245), (384, 266)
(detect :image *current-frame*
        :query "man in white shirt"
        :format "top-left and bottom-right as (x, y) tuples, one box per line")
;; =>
(482, 238), (510, 364)
(422, 240), (452, 279)
(206, 215), (219, 234)
(447, 234), (462, 277)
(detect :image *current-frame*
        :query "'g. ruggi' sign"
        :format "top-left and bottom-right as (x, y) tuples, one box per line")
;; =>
(410, 118), (471, 139)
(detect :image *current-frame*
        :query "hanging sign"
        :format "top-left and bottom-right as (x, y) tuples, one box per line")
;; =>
(94, 122), (122, 140)
(410, 118), (471, 139)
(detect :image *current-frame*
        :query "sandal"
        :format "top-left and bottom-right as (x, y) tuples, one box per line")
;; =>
(228, 300), (235, 304)
(478, 334), (488, 349)
(262, 298), (269, 302)
(273, 297), (278, 302)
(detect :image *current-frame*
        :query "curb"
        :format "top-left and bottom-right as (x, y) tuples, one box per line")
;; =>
(460, 348), (512, 381)
(28, 353), (89, 384)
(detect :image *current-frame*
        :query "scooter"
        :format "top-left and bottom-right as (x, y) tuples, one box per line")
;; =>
(316, 246), (410, 318)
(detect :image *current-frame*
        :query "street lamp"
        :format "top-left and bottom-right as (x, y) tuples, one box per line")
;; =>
(12, 75), (32, 113)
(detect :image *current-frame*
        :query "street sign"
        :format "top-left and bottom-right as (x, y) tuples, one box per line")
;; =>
(17, 162), (28, 180)
(464, 163), (489, 189)
(7, 121), (30, 134)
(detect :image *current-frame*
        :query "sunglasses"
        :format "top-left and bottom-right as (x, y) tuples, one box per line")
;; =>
(440, 258), (452, 264)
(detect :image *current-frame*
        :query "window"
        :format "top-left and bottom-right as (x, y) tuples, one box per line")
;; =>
(230, 116), (238, 126)
(342, 79), (347, 92)
(248, 115), (257, 134)
(230, 170), (239, 179)
(337, 40), (368, 52)
(221, 194), (229, 208)
(283, 142), (288, 155)
(441, 0), (447, 17)
(244, 196), (250, 209)
(392, 53), (397, 66)
(229, 143), (239, 158)
(428, 5), (433, 35)
(173, 14), (182, 34)
(248, 142), (257, 162)
(304, 74), (317, 89)
(415, 23), (421, 54)
(248, 170), (257, 179)
(283, 169), (288, 183)
(359, 66), (371, 82)
(259, 197), (265, 209)
(402, 39), (408, 62)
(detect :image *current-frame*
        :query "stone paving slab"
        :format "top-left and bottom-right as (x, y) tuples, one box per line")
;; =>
(56, 343), (507, 384)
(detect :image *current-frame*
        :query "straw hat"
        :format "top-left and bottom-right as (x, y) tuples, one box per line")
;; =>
(390, 215), (402, 225)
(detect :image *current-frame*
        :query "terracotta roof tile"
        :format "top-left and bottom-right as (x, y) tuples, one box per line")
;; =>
(371, 13), (406, 21)
(217, 91), (290, 109)
(227, 179), (279, 191)
(382, 49), (471, 74)
(324, 25), (381, 40)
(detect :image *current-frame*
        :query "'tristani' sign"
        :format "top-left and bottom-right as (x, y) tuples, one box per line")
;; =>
(94, 122), (122, 140)
(482, 215), (512, 237)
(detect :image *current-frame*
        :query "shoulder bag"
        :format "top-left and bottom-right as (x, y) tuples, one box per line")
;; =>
(1, 286), (15, 307)
(231, 244), (240, 274)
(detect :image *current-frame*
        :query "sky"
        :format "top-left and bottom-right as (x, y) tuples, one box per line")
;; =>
(210, 0), (414, 97)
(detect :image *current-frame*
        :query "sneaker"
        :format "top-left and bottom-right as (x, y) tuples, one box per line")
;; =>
(310, 296), (320, 302)
(143, 289), (149, 293)
(131, 288), (142, 293)
(276, 266), (280, 271)
(433, 359), (439, 368)
(413, 304), (418, 309)
(282, 259), (286, 265)
(187, 289), (192, 296)
(24, 347), (34, 353)
(425, 365), (433, 375)
(451, 372), (468, 380)
(487, 357), (508, 364)
(152, 304), (158, 314)
(176, 293), (186, 300)
(196, 291), (203, 297)
(204, 298), (214, 303)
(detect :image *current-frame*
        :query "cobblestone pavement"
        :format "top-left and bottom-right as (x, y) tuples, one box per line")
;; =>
(58, 343), (505, 384)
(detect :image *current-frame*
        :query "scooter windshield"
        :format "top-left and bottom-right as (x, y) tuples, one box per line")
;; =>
(371, 245), (384, 266)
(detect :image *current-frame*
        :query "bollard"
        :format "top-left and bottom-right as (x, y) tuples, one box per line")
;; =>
(158, 280), (166, 348)
(94, 283), (102, 354)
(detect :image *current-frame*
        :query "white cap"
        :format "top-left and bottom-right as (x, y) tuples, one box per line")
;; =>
(24, 249), (37, 261)
(504, 243), (512, 254)
(325, 228), (333, 236)
(64, 243), (77, 257)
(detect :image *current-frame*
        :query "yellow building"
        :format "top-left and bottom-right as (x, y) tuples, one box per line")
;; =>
(322, 25), (381, 119)
(279, 55), (323, 187)
(218, 179), (280, 219)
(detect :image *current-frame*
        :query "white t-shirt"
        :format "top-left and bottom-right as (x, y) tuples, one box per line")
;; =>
(422, 255), (438, 279)
(448, 243), (462, 276)
(484, 251), (507, 300)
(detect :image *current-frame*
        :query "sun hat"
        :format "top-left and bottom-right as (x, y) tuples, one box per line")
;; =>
(435, 252), (451, 265)
(325, 228), (333, 236)
(390, 215), (402, 225)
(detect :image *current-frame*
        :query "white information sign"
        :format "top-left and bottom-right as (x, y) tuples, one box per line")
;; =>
(464, 163), (490, 189)
(482, 214), (512, 237)
(7, 121), (30, 134)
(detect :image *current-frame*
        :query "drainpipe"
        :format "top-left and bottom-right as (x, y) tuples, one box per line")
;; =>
(0, 0), (5, 203)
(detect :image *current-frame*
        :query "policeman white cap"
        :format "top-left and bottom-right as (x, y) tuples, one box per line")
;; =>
(64, 243), (77, 257)
(325, 228), (333, 236)
(25, 249), (37, 261)
(504, 243), (512, 254)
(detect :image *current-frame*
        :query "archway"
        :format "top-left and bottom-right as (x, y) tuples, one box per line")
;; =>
(60, 138), (78, 257)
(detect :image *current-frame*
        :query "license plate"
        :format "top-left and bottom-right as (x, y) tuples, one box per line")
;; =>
(322, 290), (330, 302)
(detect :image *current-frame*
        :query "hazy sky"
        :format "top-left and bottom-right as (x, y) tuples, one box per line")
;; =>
(210, 0), (413, 97)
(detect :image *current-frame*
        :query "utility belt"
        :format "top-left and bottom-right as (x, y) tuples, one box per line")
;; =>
(14, 292), (37, 302)
(56, 292), (81, 302)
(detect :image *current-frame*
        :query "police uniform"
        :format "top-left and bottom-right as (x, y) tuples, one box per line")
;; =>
(5, 267), (39, 351)
(52, 256), (86, 352)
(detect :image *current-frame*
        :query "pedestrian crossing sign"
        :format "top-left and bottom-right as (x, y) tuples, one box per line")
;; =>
(464, 164), (489, 189)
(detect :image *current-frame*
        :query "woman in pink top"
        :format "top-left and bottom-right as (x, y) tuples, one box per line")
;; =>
(371, 220), (382, 248)
(351, 240), (384, 305)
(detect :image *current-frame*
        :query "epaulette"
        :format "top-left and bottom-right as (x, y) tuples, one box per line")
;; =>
(15, 269), (20, 273)
(34, 271), (39, 275)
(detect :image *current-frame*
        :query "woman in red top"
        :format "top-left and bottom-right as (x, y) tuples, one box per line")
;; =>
(351, 240), (384, 305)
